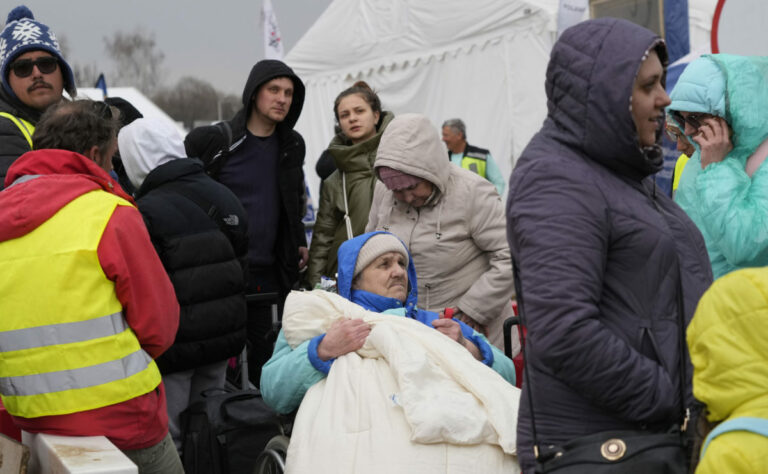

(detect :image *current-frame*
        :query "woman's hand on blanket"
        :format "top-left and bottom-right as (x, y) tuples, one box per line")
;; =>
(317, 318), (371, 361)
(431, 319), (482, 361)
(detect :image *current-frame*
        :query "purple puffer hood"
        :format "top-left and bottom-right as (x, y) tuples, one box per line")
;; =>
(543, 18), (667, 181)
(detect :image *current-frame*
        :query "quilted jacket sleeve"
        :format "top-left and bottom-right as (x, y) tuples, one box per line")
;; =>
(306, 175), (340, 287)
(260, 329), (327, 414)
(507, 160), (678, 424)
(694, 158), (768, 268)
(458, 177), (514, 326)
(696, 434), (764, 474)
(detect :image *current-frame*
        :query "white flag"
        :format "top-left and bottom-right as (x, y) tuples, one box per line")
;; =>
(262, 0), (284, 59)
(557, 0), (589, 38)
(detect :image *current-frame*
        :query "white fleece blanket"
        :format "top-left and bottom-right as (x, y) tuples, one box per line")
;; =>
(282, 290), (521, 474)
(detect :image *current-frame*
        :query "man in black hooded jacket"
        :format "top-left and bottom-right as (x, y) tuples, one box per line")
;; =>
(185, 59), (307, 386)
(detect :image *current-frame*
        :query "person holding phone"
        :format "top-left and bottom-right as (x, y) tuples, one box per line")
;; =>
(669, 54), (768, 278)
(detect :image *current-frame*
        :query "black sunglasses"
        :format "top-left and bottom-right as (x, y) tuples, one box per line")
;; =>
(665, 125), (683, 142)
(9, 56), (59, 78)
(671, 110), (714, 131)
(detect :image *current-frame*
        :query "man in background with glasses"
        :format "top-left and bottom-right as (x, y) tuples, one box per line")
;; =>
(0, 5), (75, 189)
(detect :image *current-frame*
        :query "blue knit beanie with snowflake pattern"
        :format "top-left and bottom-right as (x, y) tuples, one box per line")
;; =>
(0, 6), (76, 102)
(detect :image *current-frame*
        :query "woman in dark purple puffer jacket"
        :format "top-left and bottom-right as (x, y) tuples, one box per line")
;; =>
(506, 18), (713, 473)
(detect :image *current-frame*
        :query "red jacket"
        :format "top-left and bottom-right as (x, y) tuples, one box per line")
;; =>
(0, 150), (179, 450)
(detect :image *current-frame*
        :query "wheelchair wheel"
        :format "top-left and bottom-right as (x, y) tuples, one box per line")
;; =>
(253, 435), (290, 474)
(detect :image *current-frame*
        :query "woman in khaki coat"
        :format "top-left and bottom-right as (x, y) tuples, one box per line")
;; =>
(366, 113), (514, 346)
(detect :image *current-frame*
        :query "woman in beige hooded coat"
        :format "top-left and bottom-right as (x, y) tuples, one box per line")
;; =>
(366, 113), (514, 345)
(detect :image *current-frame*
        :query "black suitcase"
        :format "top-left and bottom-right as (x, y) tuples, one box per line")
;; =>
(180, 389), (281, 474)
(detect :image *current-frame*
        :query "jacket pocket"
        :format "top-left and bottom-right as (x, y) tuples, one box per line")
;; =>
(638, 324), (665, 370)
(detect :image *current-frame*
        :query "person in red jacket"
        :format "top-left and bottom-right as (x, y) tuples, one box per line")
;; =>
(0, 100), (182, 473)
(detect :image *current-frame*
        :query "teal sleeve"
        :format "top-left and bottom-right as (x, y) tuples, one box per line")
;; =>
(694, 158), (768, 273)
(472, 330), (516, 385)
(484, 153), (506, 195)
(259, 330), (327, 414)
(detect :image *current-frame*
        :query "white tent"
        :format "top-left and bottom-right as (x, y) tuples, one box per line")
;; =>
(287, 0), (560, 201)
(75, 87), (186, 136)
(288, 0), (718, 202)
(689, 0), (717, 49)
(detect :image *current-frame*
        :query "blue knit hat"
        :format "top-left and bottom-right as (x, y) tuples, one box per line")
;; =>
(0, 6), (76, 101)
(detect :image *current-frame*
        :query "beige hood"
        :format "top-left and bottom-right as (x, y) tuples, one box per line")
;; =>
(374, 113), (449, 195)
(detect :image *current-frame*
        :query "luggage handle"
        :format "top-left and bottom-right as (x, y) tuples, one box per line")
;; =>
(200, 388), (229, 398)
(220, 392), (260, 420)
(503, 316), (521, 359)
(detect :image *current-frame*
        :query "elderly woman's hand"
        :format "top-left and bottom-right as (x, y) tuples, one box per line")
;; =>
(432, 318), (482, 360)
(694, 117), (733, 169)
(317, 318), (371, 361)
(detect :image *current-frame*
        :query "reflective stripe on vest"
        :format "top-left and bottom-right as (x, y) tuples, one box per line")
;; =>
(0, 346), (153, 397)
(0, 112), (35, 149)
(0, 190), (161, 418)
(461, 153), (487, 178)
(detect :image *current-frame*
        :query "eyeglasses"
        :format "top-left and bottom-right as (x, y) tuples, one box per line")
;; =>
(665, 125), (683, 142)
(671, 110), (714, 131)
(9, 56), (59, 78)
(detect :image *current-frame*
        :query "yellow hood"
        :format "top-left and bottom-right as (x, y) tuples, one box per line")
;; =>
(687, 267), (768, 422)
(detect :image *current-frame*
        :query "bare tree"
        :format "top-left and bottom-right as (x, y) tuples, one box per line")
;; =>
(57, 33), (70, 58)
(217, 93), (241, 121)
(153, 77), (219, 129)
(56, 33), (101, 91)
(72, 63), (101, 89)
(154, 78), (244, 129)
(104, 29), (164, 95)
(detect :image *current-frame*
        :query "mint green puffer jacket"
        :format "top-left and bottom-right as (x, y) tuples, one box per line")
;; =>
(669, 54), (768, 279)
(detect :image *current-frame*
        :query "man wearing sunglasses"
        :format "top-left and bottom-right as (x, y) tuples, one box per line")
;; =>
(0, 6), (75, 189)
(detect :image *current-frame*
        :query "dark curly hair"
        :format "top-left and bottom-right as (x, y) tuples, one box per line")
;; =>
(33, 99), (119, 158)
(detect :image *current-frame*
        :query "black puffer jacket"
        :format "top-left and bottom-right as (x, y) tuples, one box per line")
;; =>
(506, 19), (713, 472)
(185, 60), (307, 295)
(135, 158), (248, 374)
(0, 88), (42, 189)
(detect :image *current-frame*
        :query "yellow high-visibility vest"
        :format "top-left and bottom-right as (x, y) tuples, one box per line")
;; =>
(0, 190), (161, 418)
(0, 112), (35, 149)
(460, 154), (487, 178)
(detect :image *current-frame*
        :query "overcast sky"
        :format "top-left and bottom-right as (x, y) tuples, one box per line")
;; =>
(10, 0), (334, 95)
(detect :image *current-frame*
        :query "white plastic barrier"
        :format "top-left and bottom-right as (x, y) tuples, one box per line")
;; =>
(22, 431), (137, 474)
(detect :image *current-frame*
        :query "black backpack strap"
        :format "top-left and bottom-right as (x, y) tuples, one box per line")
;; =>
(216, 121), (233, 149)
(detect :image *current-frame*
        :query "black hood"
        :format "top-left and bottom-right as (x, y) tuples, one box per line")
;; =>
(135, 158), (204, 199)
(542, 18), (668, 181)
(240, 59), (305, 130)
